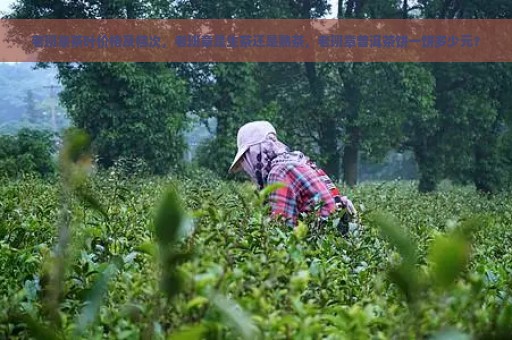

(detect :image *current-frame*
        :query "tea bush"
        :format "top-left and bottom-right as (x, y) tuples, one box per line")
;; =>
(1, 137), (512, 339)
(0, 128), (56, 179)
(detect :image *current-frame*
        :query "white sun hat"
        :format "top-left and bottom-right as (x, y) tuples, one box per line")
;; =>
(228, 121), (276, 173)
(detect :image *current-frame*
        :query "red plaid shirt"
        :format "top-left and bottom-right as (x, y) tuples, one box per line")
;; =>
(267, 162), (338, 226)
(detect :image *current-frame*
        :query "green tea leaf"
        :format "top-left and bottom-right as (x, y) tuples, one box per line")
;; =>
(136, 241), (158, 258)
(186, 296), (209, 310)
(257, 182), (286, 206)
(293, 221), (308, 240)
(168, 324), (207, 340)
(428, 234), (470, 290)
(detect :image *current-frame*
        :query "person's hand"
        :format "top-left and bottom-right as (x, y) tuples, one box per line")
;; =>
(340, 196), (356, 215)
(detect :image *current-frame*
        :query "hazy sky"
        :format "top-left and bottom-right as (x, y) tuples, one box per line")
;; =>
(0, 0), (12, 14)
(0, 0), (339, 17)
(327, 0), (339, 18)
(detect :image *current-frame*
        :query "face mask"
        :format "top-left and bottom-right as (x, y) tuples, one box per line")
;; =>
(241, 145), (264, 189)
(241, 152), (255, 181)
(240, 134), (291, 189)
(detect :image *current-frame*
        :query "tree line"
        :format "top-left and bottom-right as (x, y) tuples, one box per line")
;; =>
(5, 0), (512, 193)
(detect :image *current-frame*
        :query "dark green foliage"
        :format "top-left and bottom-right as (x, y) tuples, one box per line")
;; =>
(60, 128), (91, 164)
(497, 130), (512, 188)
(58, 62), (189, 175)
(4, 0), (512, 195)
(190, 63), (280, 178)
(0, 131), (265, 339)
(2, 174), (512, 338)
(7, 1), (190, 176)
(7, 0), (512, 193)
(0, 128), (56, 178)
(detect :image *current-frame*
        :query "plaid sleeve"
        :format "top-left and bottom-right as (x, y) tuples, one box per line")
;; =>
(267, 167), (298, 227)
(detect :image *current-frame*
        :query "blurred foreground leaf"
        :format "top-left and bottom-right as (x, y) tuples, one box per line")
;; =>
(370, 211), (420, 304)
(60, 128), (91, 164)
(154, 185), (185, 246)
(370, 211), (417, 266)
(11, 313), (61, 340)
(387, 265), (420, 305)
(153, 184), (193, 301)
(428, 216), (482, 291)
(428, 234), (470, 290)
(210, 293), (260, 340)
(168, 324), (207, 340)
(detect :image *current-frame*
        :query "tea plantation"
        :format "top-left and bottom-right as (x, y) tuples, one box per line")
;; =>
(1, 168), (512, 339)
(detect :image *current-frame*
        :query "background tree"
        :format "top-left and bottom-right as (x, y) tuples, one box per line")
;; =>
(411, 0), (512, 193)
(253, 1), (437, 187)
(59, 62), (189, 174)
(9, 0), (191, 174)
(0, 128), (56, 178)
(171, 0), (291, 178)
(6, 0), (512, 192)
(22, 90), (40, 125)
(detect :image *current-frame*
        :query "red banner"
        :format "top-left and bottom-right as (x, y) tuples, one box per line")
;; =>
(0, 19), (510, 62)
